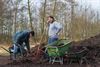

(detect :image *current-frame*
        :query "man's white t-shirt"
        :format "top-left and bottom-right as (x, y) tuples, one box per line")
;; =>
(48, 21), (62, 38)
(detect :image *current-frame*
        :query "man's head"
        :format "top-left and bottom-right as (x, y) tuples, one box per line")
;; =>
(47, 16), (55, 23)
(29, 31), (34, 37)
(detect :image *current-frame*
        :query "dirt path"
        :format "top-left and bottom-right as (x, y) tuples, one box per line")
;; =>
(0, 56), (11, 65)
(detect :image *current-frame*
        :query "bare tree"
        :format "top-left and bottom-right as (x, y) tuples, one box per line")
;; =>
(27, 0), (34, 30)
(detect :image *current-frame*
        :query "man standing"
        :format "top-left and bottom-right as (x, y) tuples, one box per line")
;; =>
(47, 16), (62, 44)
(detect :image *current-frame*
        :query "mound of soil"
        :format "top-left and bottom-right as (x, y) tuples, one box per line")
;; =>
(22, 34), (100, 64)
(69, 34), (100, 64)
(2, 34), (100, 66)
(71, 34), (100, 46)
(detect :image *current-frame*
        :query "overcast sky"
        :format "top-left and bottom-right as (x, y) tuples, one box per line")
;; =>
(23, 0), (100, 13)
(77, 0), (100, 11)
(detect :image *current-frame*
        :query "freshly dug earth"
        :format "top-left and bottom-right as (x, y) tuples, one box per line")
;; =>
(1, 34), (100, 67)
(71, 34), (100, 46)
(70, 34), (100, 64)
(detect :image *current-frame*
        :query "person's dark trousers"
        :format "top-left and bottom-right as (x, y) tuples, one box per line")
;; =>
(16, 41), (23, 56)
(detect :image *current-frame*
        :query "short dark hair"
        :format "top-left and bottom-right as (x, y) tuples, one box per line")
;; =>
(48, 16), (55, 22)
(30, 31), (34, 36)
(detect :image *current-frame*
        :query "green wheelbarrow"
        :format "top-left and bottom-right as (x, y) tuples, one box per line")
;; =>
(45, 39), (71, 64)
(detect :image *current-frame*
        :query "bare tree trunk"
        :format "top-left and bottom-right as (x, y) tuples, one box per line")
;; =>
(28, 0), (33, 30)
(69, 0), (75, 40)
(42, 0), (46, 33)
(40, 0), (47, 43)
(12, 0), (19, 34)
(52, 0), (57, 16)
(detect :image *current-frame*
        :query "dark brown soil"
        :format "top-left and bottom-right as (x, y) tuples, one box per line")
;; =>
(0, 56), (100, 67)
(1, 34), (100, 67)
(71, 34), (100, 46)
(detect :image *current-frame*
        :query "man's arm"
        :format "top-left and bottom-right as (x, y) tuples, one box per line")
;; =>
(56, 28), (62, 35)
(55, 22), (62, 35)
(25, 39), (30, 53)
